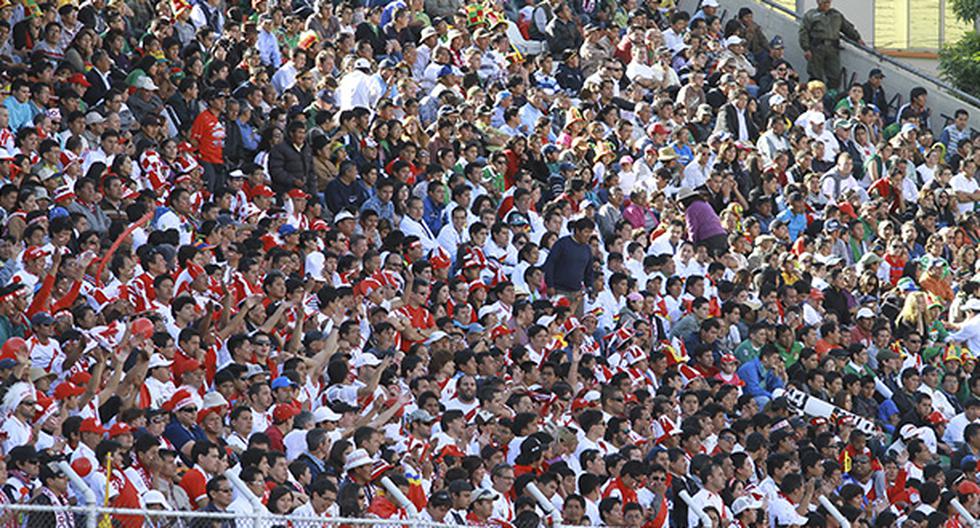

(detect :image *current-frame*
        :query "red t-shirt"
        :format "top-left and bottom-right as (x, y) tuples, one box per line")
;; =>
(178, 467), (208, 508)
(397, 304), (435, 351)
(190, 109), (225, 164)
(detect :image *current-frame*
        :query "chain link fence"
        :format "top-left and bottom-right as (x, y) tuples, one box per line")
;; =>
(0, 504), (469, 528)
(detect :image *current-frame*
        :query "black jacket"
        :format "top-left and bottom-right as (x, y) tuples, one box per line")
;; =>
(84, 68), (112, 107)
(716, 103), (759, 141)
(354, 22), (386, 57)
(545, 18), (581, 56)
(555, 64), (584, 94)
(223, 117), (244, 169)
(268, 141), (314, 194)
(167, 93), (200, 134)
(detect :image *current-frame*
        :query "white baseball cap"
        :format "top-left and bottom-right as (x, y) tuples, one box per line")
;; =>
(351, 353), (382, 368)
(144, 490), (171, 510)
(313, 406), (342, 423)
(344, 448), (374, 471)
(147, 354), (172, 370)
(724, 35), (744, 47)
(856, 307), (875, 319)
(732, 495), (762, 515)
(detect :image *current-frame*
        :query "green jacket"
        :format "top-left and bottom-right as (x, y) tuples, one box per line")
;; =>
(0, 314), (26, 345)
(799, 8), (861, 51)
(776, 342), (803, 368)
(734, 340), (762, 364)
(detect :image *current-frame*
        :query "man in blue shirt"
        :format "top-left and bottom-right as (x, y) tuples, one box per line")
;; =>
(542, 217), (596, 312)
(256, 14), (281, 68)
(737, 345), (785, 407)
(422, 180), (445, 235)
(775, 191), (811, 241)
(4, 80), (37, 131)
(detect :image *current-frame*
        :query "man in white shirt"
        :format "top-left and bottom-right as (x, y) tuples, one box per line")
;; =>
(681, 147), (713, 189)
(626, 47), (661, 91)
(943, 399), (980, 446)
(272, 48), (307, 95)
(687, 462), (732, 527)
(820, 153), (864, 203)
(951, 168), (980, 215)
(593, 273), (628, 331)
(662, 12), (686, 53)
(336, 58), (381, 111)
(948, 299), (980, 359)
(400, 197), (439, 253)
(767, 473), (813, 528)
(803, 112), (838, 163)
(0, 383), (35, 453)
(437, 206), (470, 258)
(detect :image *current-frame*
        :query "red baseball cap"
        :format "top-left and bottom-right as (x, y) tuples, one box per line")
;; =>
(69, 73), (92, 87)
(174, 356), (202, 379)
(959, 481), (980, 495)
(253, 185), (275, 198)
(52, 382), (85, 401)
(108, 423), (133, 438)
(273, 404), (300, 423)
(23, 246), (49, 262)
(79, 418), (105, 435)
(287, 188), (310, 200)
(70, 372), (92, 386)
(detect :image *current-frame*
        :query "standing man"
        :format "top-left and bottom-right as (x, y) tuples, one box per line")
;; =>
(799, 0), (862, 91)
(542, 217), (595, 314)
(190, 87), (227, 193)
(268, 121), (313, 195)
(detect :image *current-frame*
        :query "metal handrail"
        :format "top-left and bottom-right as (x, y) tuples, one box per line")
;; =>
(752, 0), (980, 109)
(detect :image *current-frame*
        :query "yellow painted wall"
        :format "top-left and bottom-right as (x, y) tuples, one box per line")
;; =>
(873, 0), (974, 51)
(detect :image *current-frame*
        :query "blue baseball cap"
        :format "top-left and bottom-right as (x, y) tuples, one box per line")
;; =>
(271, 376), (298, 390)
(278, 224), (298, 236)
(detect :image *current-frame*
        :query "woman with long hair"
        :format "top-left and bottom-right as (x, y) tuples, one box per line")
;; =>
(266, 485), (296, 515)
(895, 291), (932, 341)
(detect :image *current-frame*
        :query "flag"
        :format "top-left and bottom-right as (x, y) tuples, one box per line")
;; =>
(465, 3), (485, 26)
(404, 468), (428, 510)
(99, 453), (113, 528)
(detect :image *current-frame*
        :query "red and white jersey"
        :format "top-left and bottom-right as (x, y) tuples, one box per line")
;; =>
(231, 272), (263, 305)
(127, 273), (156, 313)
(0, 128), (15, 151)
(491, 493), (514, 521)
(9, 269), (39, 293)
(230, 189), (249, 220)
(444, 397), (479, 418)
(28, 336), (64, 374)
(284, 212), (310, 231)
(138, 148), (172, 195)
(89, 278), (127, 311)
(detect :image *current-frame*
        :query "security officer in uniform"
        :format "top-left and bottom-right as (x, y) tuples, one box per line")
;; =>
(799, 0), (863, 91)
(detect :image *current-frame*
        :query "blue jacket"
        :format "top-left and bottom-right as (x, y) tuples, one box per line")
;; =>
(737, 357), (784, 399)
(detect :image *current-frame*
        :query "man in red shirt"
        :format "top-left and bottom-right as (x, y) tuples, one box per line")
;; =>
(264, 403), (298, 453)
(190, 87), (227, 193)
(178, 440), (221, 509)
(395, 279), (435, 351)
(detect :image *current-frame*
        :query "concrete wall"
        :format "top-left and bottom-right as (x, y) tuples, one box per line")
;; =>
(677, 0), (980, 134)
(797, 0), (873, 49)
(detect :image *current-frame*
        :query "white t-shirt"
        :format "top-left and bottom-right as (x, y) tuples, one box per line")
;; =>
(950, 173), (979, 214)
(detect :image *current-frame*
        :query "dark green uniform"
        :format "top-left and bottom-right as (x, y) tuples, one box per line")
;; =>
(799, 6), (861, 91)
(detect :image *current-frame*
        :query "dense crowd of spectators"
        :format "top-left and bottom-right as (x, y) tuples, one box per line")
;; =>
(0, 0), (979, 526)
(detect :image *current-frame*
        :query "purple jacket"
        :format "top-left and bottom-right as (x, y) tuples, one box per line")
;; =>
(685, 199), (727, 243)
